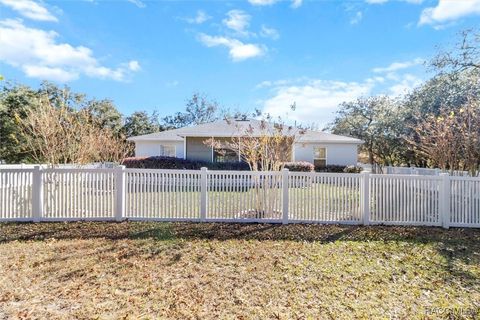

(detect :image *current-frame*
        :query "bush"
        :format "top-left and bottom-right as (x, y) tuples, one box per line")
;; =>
(207, 161), (250, 171)
(122, 157), (362, 173)
(121, 156), (250, 171)
(314, 164), (363, 173)
(315, 165), (346, 173)
(122, 156), (200, 169)
(343, 165), (363, 173)
(283, 161), (315, 172)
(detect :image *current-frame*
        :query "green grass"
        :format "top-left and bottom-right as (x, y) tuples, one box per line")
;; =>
(1, 222), (479, 319)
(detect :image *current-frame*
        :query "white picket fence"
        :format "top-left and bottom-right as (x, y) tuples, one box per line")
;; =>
(363, 164), (471, 177)
(1, 167), (479, 228)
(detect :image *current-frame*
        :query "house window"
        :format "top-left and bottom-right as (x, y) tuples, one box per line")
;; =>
(313, 147), (327, 167)
(214, 148), (238, 163)
(160, 145), (175, 157)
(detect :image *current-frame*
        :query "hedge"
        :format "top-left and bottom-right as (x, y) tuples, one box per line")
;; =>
(283, 161), (315, 172)
(122, 157), (362, 173)
(121, 156), (250, 171)
(315, 164), (363, 173)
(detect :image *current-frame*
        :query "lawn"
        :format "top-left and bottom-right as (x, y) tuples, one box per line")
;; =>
(0, 222), (479, 319)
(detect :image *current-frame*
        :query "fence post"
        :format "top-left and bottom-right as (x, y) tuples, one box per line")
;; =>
(282, 168), (289, 224)
(440, 173), (450, 229)
(200, 167), (208, 222)
(361, 171), (370, 225)
(32, 165), (43, 222)
(115, 165), (126, 221)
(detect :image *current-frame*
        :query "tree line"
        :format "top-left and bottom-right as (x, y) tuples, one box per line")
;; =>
(329, 29), (480, 175)
(0, 83), (227, 164)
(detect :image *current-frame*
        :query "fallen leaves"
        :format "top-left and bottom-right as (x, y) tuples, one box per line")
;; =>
(0, 222), (479, 319)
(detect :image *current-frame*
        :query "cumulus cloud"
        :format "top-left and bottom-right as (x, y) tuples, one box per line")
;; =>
(258, 58), (425, 126)
(0, 19), (140, 82)
(223, 10), (251, 35)
(261, 79), (374, 126)
(0, 0), (57, 22)
(185, 10), (211, 24)
(198, 33), (265, 61)
(419, 0), (480, 26)
(128, 60), (141, 71)
(23, 65), (77, 82)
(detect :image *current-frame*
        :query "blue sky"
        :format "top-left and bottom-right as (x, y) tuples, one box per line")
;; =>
(1, 0), (479, 127)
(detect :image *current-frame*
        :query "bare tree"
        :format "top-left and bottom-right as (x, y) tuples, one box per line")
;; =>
(16, 95), (132, 166)
(204, 114), (306, 218)
(206, 116), (306, 172)
(406, 97), (480, 175)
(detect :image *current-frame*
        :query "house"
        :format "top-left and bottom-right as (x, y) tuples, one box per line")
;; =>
(127, 119), (363, 167)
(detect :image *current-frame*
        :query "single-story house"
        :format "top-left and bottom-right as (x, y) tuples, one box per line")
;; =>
(127, 119), (363, 167)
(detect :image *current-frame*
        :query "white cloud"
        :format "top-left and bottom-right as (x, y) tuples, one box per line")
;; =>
(185, 10), (211, 24)
(258, 61), (425, 126)
(372, 57), (424, 73)
(261, 79), (374, 126)
(128, 60), (141, 71)
(291, 0), (303, 8)
(0, 0), (57, 22)
(126, 0), (146, 8)
(23, 65), (78, 82)
(419, 0), (480, 26)
(366, 0), (423, 4)
(388, 73), (423, 96)
(248, 0), (279, 5)
(350, 11), (363, 25)
(223, 10), (251, 35)
(198, 33), (265, 61)
(248, 0), (302, 7)
(260, 25), (279, 40)
(0, 19), (139, 82)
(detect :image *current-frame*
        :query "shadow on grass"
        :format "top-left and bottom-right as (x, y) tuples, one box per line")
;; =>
(1, 221), (479, 289)
(1, 220), (479, 244)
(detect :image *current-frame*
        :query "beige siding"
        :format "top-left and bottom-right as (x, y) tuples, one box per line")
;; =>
(134, 141), (184, 158)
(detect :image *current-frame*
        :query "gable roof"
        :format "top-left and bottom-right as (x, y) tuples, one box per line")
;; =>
(127, 119), (363, 144)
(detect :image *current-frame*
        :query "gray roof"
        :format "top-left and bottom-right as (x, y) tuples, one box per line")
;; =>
(127, 119), (363, 144)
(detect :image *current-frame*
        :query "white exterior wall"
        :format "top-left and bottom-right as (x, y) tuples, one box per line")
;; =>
(293, 143), (359, 166)
(134, 141), (185, 158)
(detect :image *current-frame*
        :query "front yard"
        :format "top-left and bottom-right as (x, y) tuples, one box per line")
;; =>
(0, 222), (479, 319)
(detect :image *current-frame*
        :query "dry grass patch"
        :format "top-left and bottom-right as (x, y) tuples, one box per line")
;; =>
(0, 222), (479, 319)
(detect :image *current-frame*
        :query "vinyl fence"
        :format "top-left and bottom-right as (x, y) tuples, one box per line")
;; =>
(1, 167), (479, 228)
(364, 164), (471, 177)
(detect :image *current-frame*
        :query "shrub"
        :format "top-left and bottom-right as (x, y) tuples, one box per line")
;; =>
(283, 161), (315, 172)
(343, 165), (363, 173)
(315, 165), (346, 173)
(122, 156), (201, 169)
(208, 161), (251, 171)
(122, 156), (250, 171)
(314, 164), (363, 173)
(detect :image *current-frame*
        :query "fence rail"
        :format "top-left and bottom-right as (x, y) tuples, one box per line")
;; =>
(1, 166), (479, 228)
